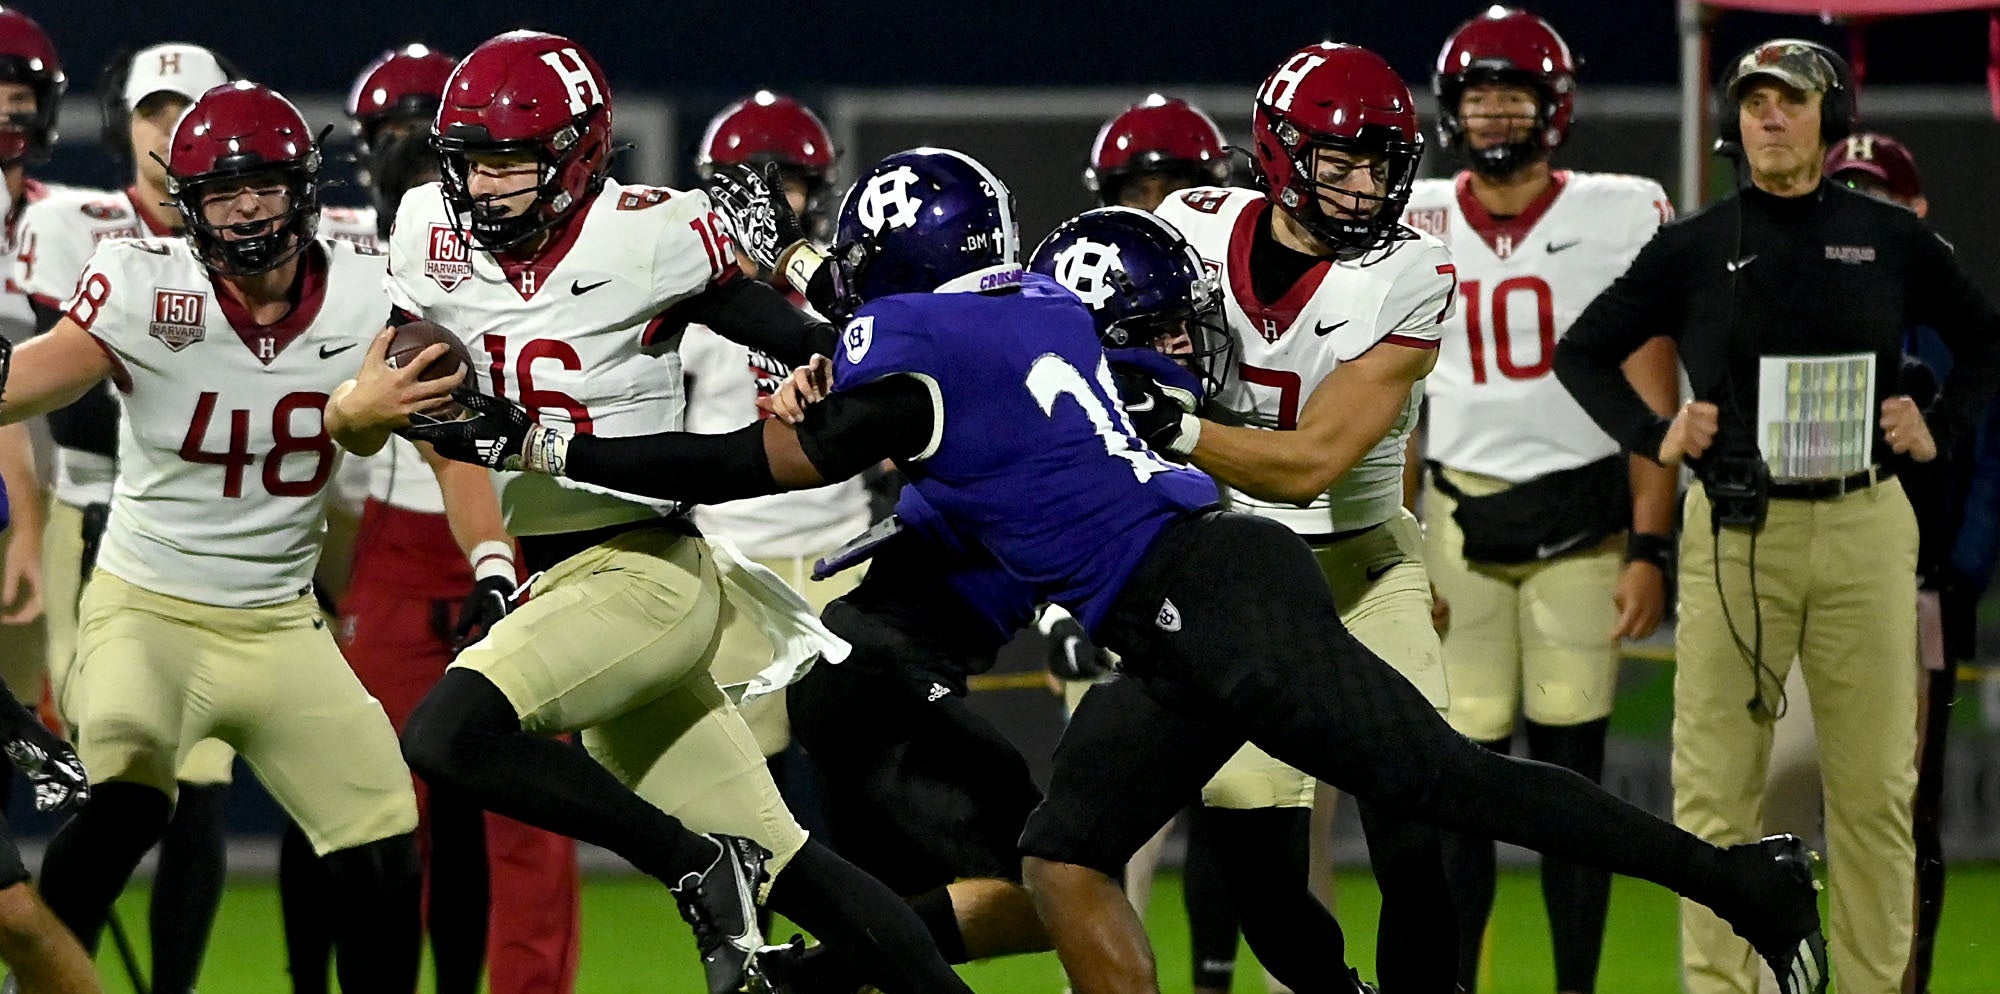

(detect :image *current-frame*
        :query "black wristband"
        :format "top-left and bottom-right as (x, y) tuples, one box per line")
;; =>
(1626, 531), (1674, 570)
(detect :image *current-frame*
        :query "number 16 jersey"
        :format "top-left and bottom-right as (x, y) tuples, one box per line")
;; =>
(64, 237), (387, 608)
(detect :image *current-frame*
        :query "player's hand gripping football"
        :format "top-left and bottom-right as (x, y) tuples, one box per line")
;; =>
(0, 690), (87, 815)
(707, 162), (807, 277)
(1106, 348), (1204, 460)
(335, 327), (467, 433)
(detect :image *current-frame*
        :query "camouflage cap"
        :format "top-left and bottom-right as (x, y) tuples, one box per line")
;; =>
(1725, 39), (1837, 102)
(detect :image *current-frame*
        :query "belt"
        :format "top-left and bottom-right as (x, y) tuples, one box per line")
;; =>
(1767, 465), (1893, 501)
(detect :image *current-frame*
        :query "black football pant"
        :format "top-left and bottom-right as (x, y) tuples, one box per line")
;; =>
(1022, 512), (1751, 979)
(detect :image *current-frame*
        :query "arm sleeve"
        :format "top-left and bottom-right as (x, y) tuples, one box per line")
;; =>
(657, 276), (838, 367)
(1552, 224), (1689, 461)
(562, 376), (935, 504)
(1907, 225), (2000, 455)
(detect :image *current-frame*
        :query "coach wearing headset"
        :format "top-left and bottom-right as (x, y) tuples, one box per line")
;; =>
(1553, 39), (2000, 994)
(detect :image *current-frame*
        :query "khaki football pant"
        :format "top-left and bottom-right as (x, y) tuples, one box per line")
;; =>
(705, 554), (866, 758)
(68, 572), (415, 854)
(1200, 509), (1446, 810)
(1676, 480), (1917, 994)
(450, 526), (808, 877)
(45, 499), (235, 786)
(1423, 467), (1624, 742)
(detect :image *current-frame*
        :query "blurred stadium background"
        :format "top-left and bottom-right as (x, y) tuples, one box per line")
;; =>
(10, 1), (2000, 990)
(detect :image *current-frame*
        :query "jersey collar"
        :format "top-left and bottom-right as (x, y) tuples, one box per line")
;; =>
(1454, 169), (1569, 259)
(933, 263), (1023, 295)
(209, 240), (329, 365)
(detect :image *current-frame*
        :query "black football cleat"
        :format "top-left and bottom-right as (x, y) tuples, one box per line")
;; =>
(670, 834), (773, 994)
(1725, 834), (1830, 994)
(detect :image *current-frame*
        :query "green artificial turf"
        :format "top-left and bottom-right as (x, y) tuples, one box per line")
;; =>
(86, 864), (2000, 993)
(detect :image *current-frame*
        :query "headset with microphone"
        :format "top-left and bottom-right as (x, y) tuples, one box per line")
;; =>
(1713, 38), (1856, 159)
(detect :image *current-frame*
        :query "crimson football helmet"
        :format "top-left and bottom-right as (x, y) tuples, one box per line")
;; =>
(1250, 42), (1423, 253)
(432, 30), (613, 252)
(0, 7), (64, 166)
(696, 91), (837, 238)
(165, 82), (323, 276)
(1084, 95), (1229, 206)
(349, 44), (455, 229)
(1434, 7), (1576, 177)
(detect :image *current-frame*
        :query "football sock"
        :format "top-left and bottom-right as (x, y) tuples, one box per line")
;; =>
(277, 822), (333, 994)
(323, 833), (422, 993)
(402, 669), (718, 881)
(765, 839), (975, 994)
(1525, 719), (1611, 993)
(38, 781), (172, 951)
(1356, 801), (1457, 994)
(427, 785), (491, 994)
(1440, 736), (1511, 994)
(151, 782), (229, 994)
(907, 885), (968, 963)
(1208, 806), (1349, 994)
(1183, 806), (1241, 992)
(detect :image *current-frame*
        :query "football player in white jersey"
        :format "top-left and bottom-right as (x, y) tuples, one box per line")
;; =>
(9, 45), (248, 994)
(1406, 12), (1680, 992)
(687, 91), (870, 771)
(0, 82), (424, 993)
(324, 31), (976, 994)
(1143, 42), (1461, 994)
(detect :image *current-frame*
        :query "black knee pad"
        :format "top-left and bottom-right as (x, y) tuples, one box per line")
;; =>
(401, 669), (517, 785)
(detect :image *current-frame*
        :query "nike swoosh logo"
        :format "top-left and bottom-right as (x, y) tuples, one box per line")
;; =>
(1125, 394), (1157, 413)
(318, 343), (358, 359)
(1546, 240), (1581, 254)
(1535, 531), (1592, 559)
(1313, 320), (1350, 337)
(570, 279), (610, 295)
(1726, 254), (1758, 272)
(1364, 561), (1398, 583)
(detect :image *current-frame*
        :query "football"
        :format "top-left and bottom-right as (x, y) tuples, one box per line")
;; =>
(384, 320), (472, 382)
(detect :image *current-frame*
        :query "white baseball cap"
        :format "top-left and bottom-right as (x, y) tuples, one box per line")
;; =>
(123, 43), (232, 109)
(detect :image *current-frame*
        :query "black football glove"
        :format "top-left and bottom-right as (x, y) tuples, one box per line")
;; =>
(1106, 348), (1204, 460)
(0, 691), (87, 815)
(453, 574), (519, 653)
(1041, 610), (1112, 682)
(399, 390), (542, 471)
(706, 162), (807, 276)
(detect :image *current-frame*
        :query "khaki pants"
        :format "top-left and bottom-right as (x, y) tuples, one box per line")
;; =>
(1676, 481), (1918, 994)
(1199, 509), (1446, 810)
(45, 500), (234, 785)
(69, 572), (415, 854)
(1424, 468), (1623, 742)
(451, 527), (808, 877)
(706, 554), (866, 758)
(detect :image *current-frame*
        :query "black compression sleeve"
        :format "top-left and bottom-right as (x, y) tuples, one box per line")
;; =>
(1552, 226), (1688, 461)
(562, 377), (935, 505)
(664, 277), (838, 367)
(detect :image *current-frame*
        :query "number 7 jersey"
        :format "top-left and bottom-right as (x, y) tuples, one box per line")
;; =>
(1406, 171), (1671, 481)
(63, 237), (388, 608)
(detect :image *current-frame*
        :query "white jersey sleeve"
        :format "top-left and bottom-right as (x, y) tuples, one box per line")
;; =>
(17, 186), (144, 308)
(1376, 238), (1458, 340)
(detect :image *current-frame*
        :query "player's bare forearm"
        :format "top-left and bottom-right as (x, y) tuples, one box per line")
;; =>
(1191, 341), (1436, 505)
(421, 444), (510, 556)
(0, 424), (46, 539)
(1623, 336), (1681, 536)
(0, 322), (113, 426)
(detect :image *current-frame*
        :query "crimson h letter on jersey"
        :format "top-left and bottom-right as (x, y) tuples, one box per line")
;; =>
(538, 48), (602, 116)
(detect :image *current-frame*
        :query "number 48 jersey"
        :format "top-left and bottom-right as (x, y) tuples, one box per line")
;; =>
(63, 237), (388, 608)
(387, 179), (743, 537)
(1406, 171), (1671, 482)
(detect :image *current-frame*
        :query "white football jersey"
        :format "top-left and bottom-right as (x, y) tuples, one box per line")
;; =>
(681, 324), (870, 559)
(1155, 187), (1457, 534)
(17, 190), (379, 506)
(64, 237), (387, 608)
(387, 180), (739, 536)
(1407, 171), (1671, 482)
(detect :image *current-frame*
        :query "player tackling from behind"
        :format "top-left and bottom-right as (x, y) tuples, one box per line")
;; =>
(0, 82), (423, 991)
(324, 30), (977, 994)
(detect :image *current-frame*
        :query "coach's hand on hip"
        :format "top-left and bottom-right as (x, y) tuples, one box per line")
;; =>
(1658, 401), (1720, 467)
(1880, 395), (1937, 462)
